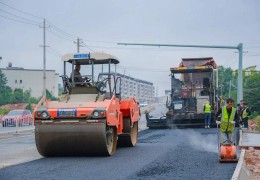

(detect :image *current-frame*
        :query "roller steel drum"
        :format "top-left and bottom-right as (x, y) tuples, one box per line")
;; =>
(35, 123), (117, 156)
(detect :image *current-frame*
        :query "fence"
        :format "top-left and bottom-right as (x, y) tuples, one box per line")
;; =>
(0, 115), (34, 133)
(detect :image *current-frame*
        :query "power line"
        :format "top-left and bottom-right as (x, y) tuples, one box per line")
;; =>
(0, 1), (43, 20)
(46, 20), (78, 39)
(247, 53), (260, 57)
(225, 52), (237, 67)
(48, 46), (62, 56)
(46, 49), (61, 58)
(82, 41), (96, 52)
(47, 29), (74, 42)
(0, 14), (39, 26)
(0, 9), (41, 24)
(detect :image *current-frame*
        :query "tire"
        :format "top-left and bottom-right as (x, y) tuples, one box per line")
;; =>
(105, 126), (117, 156)
(117, 118), (138, 147)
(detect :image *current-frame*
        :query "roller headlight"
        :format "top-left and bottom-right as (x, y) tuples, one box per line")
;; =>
(93, 111), (99, 117)
(42, 112), (48, 118)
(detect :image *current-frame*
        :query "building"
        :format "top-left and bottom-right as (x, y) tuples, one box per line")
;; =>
(115, 73), (155, 103)
(1, 65), (59, 98)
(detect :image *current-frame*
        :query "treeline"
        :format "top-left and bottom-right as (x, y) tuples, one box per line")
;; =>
(218, 65), (260, 115)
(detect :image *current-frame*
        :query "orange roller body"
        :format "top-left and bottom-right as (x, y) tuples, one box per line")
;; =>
(34, 52), (140, 157)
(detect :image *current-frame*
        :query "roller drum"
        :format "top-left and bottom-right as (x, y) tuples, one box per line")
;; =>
(35, 123), (117, 156)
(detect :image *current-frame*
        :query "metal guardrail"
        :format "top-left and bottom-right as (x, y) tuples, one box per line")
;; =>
(0, 116), (34, 134)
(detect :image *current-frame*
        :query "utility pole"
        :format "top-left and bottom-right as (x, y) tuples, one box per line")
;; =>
(40, 19), (49, 97)
(74, 38), (83, 53)
(118, 42), (244, 102)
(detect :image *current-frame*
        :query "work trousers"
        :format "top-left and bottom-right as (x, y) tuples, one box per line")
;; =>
(220, 131), (233, 145)
(204, 113), (211, 126)
(242, 117), (249, 128)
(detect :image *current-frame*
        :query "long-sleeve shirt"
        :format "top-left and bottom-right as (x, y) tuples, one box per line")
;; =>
(215, 106), (238, 122)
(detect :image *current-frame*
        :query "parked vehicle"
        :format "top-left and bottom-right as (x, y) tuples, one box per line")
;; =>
(2, 109), (33, 127)
(139, 102), (148, 107)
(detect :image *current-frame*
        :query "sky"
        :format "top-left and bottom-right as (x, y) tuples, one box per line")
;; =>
(0, 0), (260, 96)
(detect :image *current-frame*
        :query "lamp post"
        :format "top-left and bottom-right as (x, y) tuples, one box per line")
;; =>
(118, 42), (244, 102)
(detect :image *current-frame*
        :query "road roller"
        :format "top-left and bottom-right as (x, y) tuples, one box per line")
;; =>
(34, 53), (140, 156)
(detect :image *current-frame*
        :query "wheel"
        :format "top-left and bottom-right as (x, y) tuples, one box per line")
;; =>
(117, 118), (138, 147)
(105, 126), (117, 156)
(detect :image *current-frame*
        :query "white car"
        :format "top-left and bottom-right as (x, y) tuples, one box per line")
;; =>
(139, 102), (148, 107)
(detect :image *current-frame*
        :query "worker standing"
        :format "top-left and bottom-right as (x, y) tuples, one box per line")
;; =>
(215, 98), (238, 144)
(241, 102), (251, 129)
(204, 101), (211, 128)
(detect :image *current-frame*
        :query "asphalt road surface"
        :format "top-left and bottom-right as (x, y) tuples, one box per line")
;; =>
(0, 104), (237, 180)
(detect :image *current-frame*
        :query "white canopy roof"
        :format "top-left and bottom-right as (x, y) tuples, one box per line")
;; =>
(62, 52), (119, 65)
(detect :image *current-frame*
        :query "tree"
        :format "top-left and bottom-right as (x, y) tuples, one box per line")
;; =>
(0, 60), (12, 105)
(243, 66), (260, 113)
(0, 60), (7, 93)
(46, 89), (58, 100)
(217, 65), (234, 98)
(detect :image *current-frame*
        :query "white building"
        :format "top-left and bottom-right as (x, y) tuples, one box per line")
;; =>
(116, 73), (155, 103)
(1, 66), (59, 98)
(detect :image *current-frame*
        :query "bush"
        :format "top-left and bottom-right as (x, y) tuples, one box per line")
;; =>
(26, 103), (32, 111)
(0, 108), (10, 115)
(250, 111), (259, 119)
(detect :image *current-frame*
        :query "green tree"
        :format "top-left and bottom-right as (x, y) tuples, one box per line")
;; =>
(11, 88), (24, 103)
(217, 65), (234, 98)
(0, 60), (8, 93)
(243, 66), (260, 113)
(0, 61), (12, 105)
(46, 89), (58, 100)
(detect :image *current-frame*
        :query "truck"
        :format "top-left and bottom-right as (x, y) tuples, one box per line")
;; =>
(146, 57), (218, 128)
(34, 52), (140, 156)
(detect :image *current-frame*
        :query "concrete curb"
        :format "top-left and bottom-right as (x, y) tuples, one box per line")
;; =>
(231, 149), (246, 180)
(232, 130), (260, 180)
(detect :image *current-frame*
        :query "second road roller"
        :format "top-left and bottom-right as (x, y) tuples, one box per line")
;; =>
(34, 52), (140, 156)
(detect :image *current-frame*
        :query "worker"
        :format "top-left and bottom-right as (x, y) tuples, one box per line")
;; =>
(72, 64), (84, 83)
(237, 100), (244, 118)
(204, 101), (211, 128)
(241, 102), (251, 129)
(144, 110), (150, 121)
(236, 103), (242, 126)
(215, 98), (238, 144)
(71, 64), (90, 86)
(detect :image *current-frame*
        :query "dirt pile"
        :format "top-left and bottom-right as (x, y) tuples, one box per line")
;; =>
(245, 147), (260, 176)
(248, 116), (260, 132)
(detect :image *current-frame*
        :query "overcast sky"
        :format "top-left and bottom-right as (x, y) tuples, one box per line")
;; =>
(1, 0), (260, 96)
